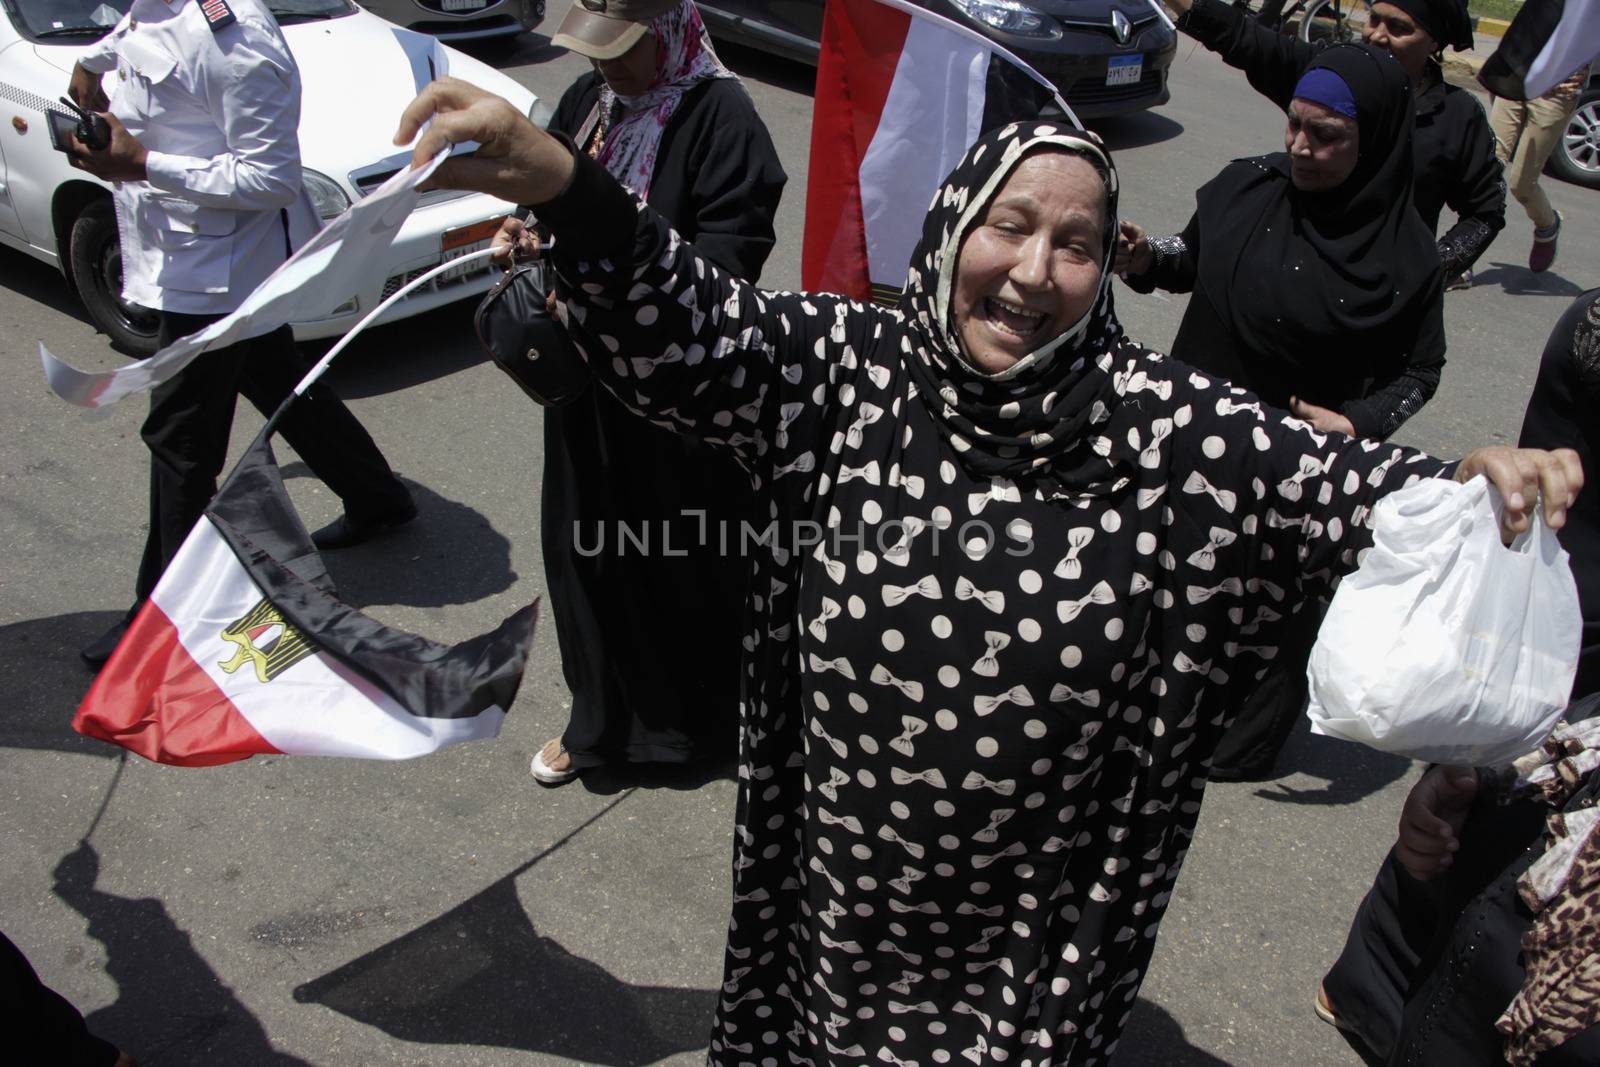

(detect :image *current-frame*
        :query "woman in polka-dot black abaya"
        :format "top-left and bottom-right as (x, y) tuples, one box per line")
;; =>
(404, 86), (1584, 1066)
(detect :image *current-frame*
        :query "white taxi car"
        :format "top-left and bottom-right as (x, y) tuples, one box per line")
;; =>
(0, 0), (540, 354)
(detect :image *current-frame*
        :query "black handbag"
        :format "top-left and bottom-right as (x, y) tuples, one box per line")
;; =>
(473, 257), (592, 408)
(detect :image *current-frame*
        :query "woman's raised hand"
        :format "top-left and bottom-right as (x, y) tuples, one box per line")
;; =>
(395, 78), (574, 205)
(1456, 446), (1584, 538)
(1114, 220), (1152, 278)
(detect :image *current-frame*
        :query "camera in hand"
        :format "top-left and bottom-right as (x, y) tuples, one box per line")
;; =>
(47, 97), (111, 152)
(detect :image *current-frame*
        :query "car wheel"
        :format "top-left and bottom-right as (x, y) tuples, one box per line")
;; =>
(68, 200), (160, 356)
(1545, 88), (1600, 190)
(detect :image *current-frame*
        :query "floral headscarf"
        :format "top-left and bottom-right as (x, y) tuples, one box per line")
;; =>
(899, 120), (1140, 498)
(594, 0), (740, 198)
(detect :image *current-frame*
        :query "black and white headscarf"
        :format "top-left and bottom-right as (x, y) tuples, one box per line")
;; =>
(900, 121), (1142, 499)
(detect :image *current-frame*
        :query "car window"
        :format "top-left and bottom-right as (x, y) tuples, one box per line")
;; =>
(3, 0), (129, 40)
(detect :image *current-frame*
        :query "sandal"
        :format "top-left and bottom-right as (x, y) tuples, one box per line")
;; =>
(529, 737), (579, 786)
(1314, 982), (1349, 1031)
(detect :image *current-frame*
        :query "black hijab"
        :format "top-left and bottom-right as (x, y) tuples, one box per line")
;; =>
(1519, 290), (1600, 699)
(900, 121), (1143, 499)
(1191, 43), (1442, 390)
(1386, 0), (1474, 51)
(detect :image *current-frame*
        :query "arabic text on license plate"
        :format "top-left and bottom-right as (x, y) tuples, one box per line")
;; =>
(442, 0), (487, 10)
(1106, 55), (1142, 87)
(438, 216), (505, 284)
(438, 240), (493, 284)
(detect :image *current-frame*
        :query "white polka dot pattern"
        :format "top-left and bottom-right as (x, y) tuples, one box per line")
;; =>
(550, 166), (1451, 1067)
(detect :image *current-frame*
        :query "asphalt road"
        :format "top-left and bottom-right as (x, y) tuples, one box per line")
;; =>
(2, 9), (1596, 1066)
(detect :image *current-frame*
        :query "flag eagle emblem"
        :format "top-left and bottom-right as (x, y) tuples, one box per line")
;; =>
(219, 599), (316, 683)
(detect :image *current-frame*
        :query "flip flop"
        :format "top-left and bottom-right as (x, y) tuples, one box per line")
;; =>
(530, 738), (579, 786)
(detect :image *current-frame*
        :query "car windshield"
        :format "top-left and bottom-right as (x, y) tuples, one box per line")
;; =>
(3, 0), (354, 40)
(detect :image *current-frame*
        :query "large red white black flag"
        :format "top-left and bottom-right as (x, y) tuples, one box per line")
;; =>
(1479, 0), (1600, 100)
(802, 0), (1081, 303)
(76, 432), (537, 766)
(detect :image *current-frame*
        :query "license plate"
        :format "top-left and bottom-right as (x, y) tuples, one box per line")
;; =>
(439, 216), (505, 283)
(1107, 54), (1143, 87)
(442, 0), (487, 10)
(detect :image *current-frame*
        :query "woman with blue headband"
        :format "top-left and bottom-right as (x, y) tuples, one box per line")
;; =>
(1118, 43), (1445, 779)
(1164, 0), (1501, 288)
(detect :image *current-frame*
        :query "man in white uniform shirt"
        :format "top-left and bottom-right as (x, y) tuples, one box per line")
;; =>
(67, 0), (417, 667)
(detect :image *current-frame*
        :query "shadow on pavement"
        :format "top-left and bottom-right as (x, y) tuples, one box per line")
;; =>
(280, 463), (518, 610)
(309, 302), (494, 401)
(575, 752), (739, 795)
(0, 243), (91, 323)
(1468, 262), (1587, 298)
(0, 611), (125, 758)
(295, 792), (714, 1064)
(1089, 109), (1186, 152)
(1245, 714), (1410, 807)
(1114, 999), (1235, 1065)
(52, 839), (312, 1065)
(294, 872), (714, 1064)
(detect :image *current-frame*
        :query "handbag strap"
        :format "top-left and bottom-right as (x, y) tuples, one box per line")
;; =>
(576, 101), (603, 157)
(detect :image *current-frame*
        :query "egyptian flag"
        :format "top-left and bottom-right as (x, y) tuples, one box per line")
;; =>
(803, 0), (1070, 304)
(1479, 0), (1600, 100)
(75, 433), (537, 766)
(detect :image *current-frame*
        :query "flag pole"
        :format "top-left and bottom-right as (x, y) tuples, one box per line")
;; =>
(258, 246), (499, 440)
(81, 752), (127, 845)
(1147, 0), (1176, 32)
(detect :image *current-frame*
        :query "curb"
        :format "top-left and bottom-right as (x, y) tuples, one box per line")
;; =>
(1470, 15), (1511, 38)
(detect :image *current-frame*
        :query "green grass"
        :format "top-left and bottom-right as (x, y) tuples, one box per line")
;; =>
(1468, 0), (1523, 23)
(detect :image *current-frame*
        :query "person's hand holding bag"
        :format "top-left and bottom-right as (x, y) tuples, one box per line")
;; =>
(1306, 449), (1585, 767)
(1454, 445), (1584, 539)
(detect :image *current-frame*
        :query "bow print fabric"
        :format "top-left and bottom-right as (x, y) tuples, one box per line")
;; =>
(541, 105), (1460, 1065)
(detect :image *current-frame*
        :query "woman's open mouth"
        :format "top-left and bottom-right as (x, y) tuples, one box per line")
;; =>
(983, 297), (1047, 341)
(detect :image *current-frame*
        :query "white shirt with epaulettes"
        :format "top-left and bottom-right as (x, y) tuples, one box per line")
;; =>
(76, 0), (320, 318)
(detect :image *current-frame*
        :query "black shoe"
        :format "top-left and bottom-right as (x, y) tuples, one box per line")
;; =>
(1208, 761), (1282, 783)
(310, 499), (419, 550)
(81, 613), (135, 669)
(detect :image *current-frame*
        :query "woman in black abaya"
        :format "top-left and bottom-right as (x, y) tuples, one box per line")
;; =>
(1163, 0), (1502, 286)
(401, 71), (1580, 1061)
(1119, 43), (1446, 777)
(1317, 292), (1600, 1067)
(517, 0), (786, 784)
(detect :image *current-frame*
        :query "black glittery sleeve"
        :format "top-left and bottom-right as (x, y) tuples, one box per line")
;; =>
(1120, 213), (1199, 295)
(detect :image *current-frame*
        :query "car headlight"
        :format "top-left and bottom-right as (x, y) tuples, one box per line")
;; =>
(302, 168), (352, 222)
(951, 0), (1061, 38)
(529, 96), (554, 130)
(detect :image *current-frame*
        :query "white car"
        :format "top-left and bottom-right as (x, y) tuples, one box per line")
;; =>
(0, 0), (541, 355)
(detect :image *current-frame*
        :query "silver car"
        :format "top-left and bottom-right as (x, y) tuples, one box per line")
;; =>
(356, 0), (544, 41)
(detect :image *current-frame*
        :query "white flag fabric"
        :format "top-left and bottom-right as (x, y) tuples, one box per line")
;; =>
(1479, 0), (1600, 100)
(41, 148), (452, 409)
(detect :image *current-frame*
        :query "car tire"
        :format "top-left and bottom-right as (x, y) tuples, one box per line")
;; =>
(1545, 87), (1600, 191)
(69, 199), (160, 356)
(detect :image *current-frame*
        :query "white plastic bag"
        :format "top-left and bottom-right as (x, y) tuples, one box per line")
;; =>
(1305, 475), (1581, 766)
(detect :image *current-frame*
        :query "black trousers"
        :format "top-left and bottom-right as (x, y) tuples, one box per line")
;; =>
(134, 311), (411, 601)
(0, 931), (119, 1066)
